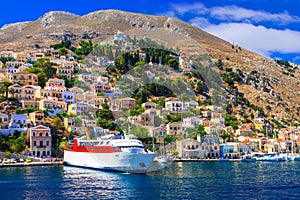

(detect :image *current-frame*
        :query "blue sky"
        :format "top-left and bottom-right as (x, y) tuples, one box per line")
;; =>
(1, 0), (300, 63)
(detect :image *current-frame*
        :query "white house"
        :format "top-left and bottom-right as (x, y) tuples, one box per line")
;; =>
(184, 100), (198, 108)
(182, 116), (202, 130)
(165, 100), (184, 113)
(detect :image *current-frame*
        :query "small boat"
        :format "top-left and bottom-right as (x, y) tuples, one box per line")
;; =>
(255, 153), (285, 162)
(241, 155), (256, 162)
(294, 156), (300, 161)
(154, 154), (175, 164)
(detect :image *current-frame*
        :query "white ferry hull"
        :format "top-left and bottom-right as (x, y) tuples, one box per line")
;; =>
(64, 151), (156, 173)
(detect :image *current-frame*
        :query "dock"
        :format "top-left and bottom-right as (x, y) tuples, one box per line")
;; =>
(0, 161), (63, 168)
(174, 158), (241, 162)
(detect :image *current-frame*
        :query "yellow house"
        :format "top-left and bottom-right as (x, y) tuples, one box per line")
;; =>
(68, 104), (77, 115)
(8, 72), (38, 86)
(39, 99), (67, 111)
(64, 117), (74, 132)
(21, 100), (39, 110)
(29, 111), (45, 126)
(68, 102), (89, 116)
(15, 53), (28, 63)
(166, 121), (182, 136)
(254, 122), (263, 131)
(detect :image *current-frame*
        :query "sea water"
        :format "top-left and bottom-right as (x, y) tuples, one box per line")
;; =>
(1, 162), (300, 199)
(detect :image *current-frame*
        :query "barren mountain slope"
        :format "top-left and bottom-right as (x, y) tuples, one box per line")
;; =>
(0, 10), (299, 121)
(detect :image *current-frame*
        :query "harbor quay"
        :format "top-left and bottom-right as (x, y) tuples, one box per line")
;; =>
(174, 158), (241, 162)
(0, 161), (63, 168)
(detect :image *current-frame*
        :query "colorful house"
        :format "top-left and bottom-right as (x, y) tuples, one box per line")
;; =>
(28, 125), (52, 158)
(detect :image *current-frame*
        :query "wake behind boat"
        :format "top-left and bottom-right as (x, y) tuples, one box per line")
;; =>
(64, 132), (156, 173)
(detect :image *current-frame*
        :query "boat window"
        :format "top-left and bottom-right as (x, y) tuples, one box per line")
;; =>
(106, 141), (109, 145)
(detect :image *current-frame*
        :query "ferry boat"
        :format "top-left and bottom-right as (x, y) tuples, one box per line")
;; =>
(64, 133), (156, 173)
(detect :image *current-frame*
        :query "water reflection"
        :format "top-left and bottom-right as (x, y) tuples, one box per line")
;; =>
(1, 162), (300, 199)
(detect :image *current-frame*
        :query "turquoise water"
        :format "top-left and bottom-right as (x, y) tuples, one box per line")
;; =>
(1, 162), (300, 199)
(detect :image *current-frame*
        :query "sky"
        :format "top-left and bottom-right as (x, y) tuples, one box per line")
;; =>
(1, 0), (300, 64)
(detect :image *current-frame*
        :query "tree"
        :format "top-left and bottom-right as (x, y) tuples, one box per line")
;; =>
(0, 81), (12, 100)
(4, 150), (11, 158)
(58, 47), (68, 56)
(96, 104), (114, 121)
(164, 136), (175, 144)
(129, 106), (145, 116)
(130, 125), (148, 138)
(220, 132), (230, 142)
(10, 132), (26, 153)
(15, 108), (23, 114)
(197, 124), (207, 137)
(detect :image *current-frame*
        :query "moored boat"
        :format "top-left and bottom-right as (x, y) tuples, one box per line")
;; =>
(64, 133), (156, 173)
(255, 153), (285, 162)
(241, 155), (256, 162)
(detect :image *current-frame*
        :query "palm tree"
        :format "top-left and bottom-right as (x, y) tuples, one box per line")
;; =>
(0, 81), (12, 100)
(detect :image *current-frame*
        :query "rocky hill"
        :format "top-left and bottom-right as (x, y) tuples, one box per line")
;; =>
(0, 10), (299, 123)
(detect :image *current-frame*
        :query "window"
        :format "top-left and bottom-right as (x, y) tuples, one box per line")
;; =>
(32, 132), (35, 136)
(33, 141), (36, 146)
(40, 141), (43, 147)
(46, 141), (49, 146)
(39, 132), (42, 137)
(45, 132), (48, 136)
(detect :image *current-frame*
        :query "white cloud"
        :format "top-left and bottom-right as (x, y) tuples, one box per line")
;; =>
(210, 6), (300, 24)
(203, 23), (300, 56)
(170, 2), (208, 15)
(189, 17), (211, 29)
(162, 2), (300, 59)
(157, 11), (177, 18)
(167, 3), (300, 24)
(293, 56), (300, 62)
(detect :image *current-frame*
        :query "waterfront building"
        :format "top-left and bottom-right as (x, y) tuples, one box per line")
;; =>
(219, 143), (239, 159)
(198, 135), (220, 158)
(28, 125), (52, 158)
(176, 138), (201, 158)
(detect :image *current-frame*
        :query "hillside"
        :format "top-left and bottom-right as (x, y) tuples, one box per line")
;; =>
(0, 9), (299, 123)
